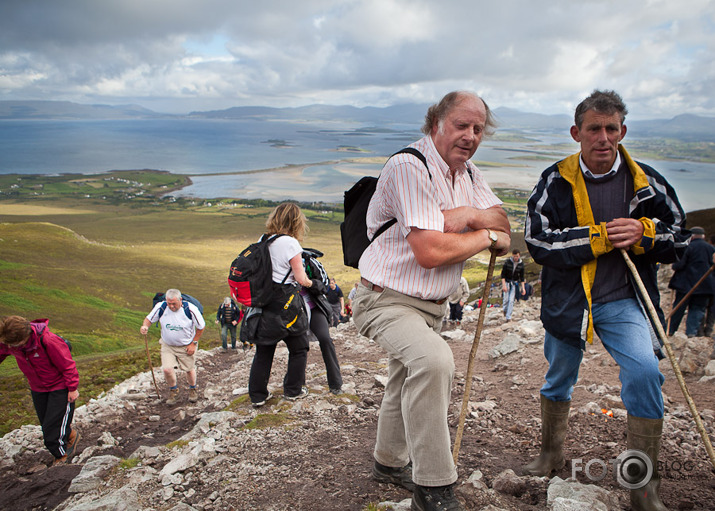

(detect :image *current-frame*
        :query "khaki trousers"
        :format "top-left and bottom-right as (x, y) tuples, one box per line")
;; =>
(353, 284), (457, 487)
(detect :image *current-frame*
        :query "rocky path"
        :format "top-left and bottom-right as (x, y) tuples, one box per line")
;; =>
(2, 297), (715, 510)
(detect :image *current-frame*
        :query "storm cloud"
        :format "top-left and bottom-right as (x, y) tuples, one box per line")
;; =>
(1, 0), (713, 118)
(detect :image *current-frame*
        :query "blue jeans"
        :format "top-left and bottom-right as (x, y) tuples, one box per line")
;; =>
(220, 323), (237, 349)
(502, 282), (516, 319)
(541, 298), (664, 419)
(668, 291), (710, 337)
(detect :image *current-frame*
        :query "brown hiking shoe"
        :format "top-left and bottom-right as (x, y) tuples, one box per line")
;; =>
(65, 429), (80, 458)
(188, 387), (199, 403)
(52, 429), (81, 466)
(166, 387), (180, 406)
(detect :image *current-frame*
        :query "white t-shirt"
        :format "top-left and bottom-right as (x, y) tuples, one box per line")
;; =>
(146, 301), (206, 346)
(268, 235), (303, 284)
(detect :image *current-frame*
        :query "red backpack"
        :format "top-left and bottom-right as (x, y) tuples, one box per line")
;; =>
(228, 234), (285, 308)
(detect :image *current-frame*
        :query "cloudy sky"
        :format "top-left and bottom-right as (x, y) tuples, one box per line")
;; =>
(1, 0), (714, 119)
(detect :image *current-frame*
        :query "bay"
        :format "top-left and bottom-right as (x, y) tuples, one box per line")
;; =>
(0, 118), (712, 211)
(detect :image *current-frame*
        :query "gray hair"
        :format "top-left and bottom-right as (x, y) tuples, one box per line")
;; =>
(224, 297), (232, 305)
(574, 90), (628, 128)
(165, 289), (182, 300)
(421, 91), (497, 137)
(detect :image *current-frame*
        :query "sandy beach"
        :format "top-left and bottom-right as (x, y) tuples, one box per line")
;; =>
(179, 158), (539, 203)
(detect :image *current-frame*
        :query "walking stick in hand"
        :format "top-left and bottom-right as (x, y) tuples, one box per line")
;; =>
(143, 333), (162, 399)
(620, 249), (715, 470)
(453, 248), (498, 465)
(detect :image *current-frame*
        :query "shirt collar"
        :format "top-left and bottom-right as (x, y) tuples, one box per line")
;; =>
(426, 135), (470, 179)
(580, 151), (621, 179)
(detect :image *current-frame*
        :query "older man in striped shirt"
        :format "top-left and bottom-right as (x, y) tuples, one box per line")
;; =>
(353, 91), (511, 511)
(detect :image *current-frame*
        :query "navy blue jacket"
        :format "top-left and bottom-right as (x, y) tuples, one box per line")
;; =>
(525, 146), (689, 350)
(669, 238), (715, 296)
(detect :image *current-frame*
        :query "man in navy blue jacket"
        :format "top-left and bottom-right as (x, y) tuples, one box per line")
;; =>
(523, 90), (689, 511)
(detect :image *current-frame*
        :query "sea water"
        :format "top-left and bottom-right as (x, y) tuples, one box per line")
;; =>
(0, 118), (712, 211)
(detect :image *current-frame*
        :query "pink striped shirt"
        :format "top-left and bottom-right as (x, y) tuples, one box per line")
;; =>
(359, 136), (502, 300)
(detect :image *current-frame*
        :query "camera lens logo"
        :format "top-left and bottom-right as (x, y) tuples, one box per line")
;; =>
(615, 449), (653, 489)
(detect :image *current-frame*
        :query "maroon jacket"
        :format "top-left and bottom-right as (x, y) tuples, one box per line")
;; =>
(0, 319), (79, 393)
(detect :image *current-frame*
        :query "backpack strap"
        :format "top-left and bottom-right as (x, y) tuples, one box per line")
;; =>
(158, 302), (168, 320)
(390, 147), (432, 180)
(372, 148), (432, 241)
(181, 301), (192, 321)
(263, 233), (293, 285)
(157, 301), (193, 321)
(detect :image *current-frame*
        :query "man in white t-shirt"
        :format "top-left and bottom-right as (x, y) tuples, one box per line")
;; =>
(140, 289), (205, 405)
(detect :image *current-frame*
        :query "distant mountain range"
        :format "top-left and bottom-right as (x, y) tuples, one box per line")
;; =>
(1, 100), (714, 142)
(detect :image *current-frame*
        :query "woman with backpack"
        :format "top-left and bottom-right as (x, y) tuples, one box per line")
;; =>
(0, 316), (81, 466)
(248, 202), (324, 407)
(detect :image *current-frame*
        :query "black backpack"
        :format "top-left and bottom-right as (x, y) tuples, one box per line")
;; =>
(302, 247), (329, 286)
(228, 234), (285, 308)
(340, 148), (431, 268)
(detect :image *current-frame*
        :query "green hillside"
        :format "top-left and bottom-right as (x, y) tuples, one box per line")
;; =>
(0, 184), (362, 435)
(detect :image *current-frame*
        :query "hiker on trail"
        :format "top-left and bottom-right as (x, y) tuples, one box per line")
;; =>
(352, 90), (511, 511)
(326, 278), (345, 326)
(667, 226), (715, 337)
(447, 276), (470, 325)
(215, 297), (241, 351)
(0, 316), (81, 466)
(248, 202), (317, 407)
(301, 250), (344, 395)
(500, 249), (525, 321)
(523, 90), (689, 510)
(140, 289), (205, 405)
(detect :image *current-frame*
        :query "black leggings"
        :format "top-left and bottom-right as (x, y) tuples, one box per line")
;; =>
(310, 310), (343, 390)
(31, 389), (75, 459)
(249, 332), (310, 402)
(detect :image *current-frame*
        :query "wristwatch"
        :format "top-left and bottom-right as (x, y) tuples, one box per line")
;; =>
(486, 229), (498, 248)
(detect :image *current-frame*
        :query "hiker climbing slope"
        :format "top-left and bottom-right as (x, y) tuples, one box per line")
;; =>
(140, 289), (205, 406)
(0, 316), (81, 466)
(523, 90), (689, 511)
(352, 91), (510, 511)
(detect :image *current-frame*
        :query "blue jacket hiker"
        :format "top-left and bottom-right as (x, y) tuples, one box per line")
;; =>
(215, 297), (242, 350)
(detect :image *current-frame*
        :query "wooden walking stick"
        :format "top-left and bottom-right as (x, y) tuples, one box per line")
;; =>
(143, 333), (162, 399)
(453, 249), (498, 465)
(667, 265), (715, 322)
(620, 249), (715, 470)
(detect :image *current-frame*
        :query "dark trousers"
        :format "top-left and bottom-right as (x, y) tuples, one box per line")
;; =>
(248, 333), (309, 402)
(669, 291), (710, 337)
(449, 302), (463, 321)
(31, 389), (75, 459)
(310, 310), (343, 390)
(220, 323), (237, 349)
(700, 295), (715, 337)
(329, 303), (342, 326)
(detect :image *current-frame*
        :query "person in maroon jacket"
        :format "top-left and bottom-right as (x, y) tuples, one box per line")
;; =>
(0, 316), (81, 466)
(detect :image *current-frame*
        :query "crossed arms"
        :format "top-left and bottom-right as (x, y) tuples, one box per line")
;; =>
(407, 205), (511, 269)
